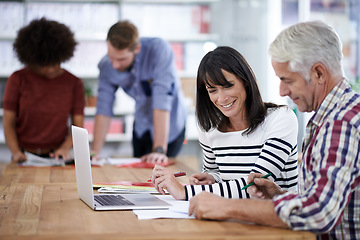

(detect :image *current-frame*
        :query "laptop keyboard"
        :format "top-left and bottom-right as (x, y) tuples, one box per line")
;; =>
(94, 194), (135, 206)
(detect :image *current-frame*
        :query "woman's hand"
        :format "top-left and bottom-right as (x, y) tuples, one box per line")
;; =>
(189, 172), (215, 185)
(12, 151), (27, 163)
(150, 165), (186, 200)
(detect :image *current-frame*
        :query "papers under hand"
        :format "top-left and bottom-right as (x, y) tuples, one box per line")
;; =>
(133, 195), (194, 220)
(19, 152), (66, 167)
(107, 157), (141, 166)
(108, 157), (175, 168)
(94, 180), (176, 194)
(94, 180), (168, 194)
(90, 158), (106, 166)
(93, 180), (155, 188)
(97, 186), (160, 194)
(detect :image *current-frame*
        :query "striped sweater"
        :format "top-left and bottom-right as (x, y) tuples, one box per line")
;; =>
(185, 106), (298, 200)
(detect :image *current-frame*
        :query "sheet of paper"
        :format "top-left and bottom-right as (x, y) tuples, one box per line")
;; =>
(97, 186), (160, 194)
(19, 152), (65, 167)
(133, 195), (195, 220)
(96, 185), (168, 194)
(93, 181), (154, 188)
(107, 157), (175, 168)
(90, 158), (107, 166)
(107, 157), (141, 165)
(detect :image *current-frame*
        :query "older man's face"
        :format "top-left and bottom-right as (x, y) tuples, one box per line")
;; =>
(272, 60), (317, 113)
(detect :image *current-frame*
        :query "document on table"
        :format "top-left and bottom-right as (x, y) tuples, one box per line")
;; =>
(133, 195), (195, 220)
(97, 186), (161, 194)
(107, 157), (141, 165)
(19, 152), (66, 167)
(108, 157), (175, 168)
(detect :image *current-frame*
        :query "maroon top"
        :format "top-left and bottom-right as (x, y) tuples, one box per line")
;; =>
(3, 67), (85, 149)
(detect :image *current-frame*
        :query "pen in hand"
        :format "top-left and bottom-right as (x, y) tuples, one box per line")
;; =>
(241, 173), (272, 190)
(147, 171), (186, 182)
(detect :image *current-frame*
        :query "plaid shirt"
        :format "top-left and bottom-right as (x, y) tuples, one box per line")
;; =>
(273, 79), (360, 240)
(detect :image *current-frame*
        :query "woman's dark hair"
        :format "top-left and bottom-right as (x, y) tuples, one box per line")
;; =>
(13, 17), (77, 66)
(196, 46), (280, 135)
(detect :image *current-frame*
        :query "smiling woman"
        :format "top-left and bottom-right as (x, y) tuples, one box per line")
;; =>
(150, 46), (299, 201)
(205, 70), (248, 132)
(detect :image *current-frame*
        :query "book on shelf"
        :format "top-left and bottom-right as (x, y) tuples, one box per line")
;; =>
(84, 118), (124, 135)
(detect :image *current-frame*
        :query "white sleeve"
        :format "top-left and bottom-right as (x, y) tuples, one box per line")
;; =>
(185, 107), (299, 200)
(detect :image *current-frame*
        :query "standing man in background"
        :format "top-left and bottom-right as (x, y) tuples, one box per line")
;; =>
(91, 20), (187, 163)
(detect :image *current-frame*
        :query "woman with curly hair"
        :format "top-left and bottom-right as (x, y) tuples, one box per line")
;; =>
(3, 18), (85, 162)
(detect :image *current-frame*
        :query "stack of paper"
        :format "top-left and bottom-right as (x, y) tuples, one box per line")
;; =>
(18, 152), (66, 167)
(133, 195), (195, 220)
(94, 181), (162, 194)
(97, 187), (159, 194)
(107, 157), (174, 168)
(107, 157), (141, 166)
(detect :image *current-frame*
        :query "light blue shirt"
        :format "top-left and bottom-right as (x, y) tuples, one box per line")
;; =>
(96, 37), (187, 142)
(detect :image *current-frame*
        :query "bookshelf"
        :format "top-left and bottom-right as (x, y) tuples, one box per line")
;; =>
(0, 0), (217, 78)
(0, 0), (216, 148)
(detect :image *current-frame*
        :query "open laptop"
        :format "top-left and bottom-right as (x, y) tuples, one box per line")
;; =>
(71, 125), (171, 211)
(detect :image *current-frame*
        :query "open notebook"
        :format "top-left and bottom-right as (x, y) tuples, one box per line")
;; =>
(71, 125), (171, 210)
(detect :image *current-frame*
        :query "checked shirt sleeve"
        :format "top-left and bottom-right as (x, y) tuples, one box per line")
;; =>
(273, 120), (360, 234)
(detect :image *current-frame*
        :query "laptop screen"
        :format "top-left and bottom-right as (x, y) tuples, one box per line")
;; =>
(72, 125), (96, 209)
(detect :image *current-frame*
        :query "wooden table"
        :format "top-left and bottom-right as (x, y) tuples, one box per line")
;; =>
(0, 157), (316, 240)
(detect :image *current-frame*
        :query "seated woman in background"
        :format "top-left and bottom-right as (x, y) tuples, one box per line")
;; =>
(3, 18), (85, 162)
(151, 46), (298, 200)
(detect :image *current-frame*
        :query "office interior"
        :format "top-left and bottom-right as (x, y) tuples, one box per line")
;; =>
(0, 0), (359, 165)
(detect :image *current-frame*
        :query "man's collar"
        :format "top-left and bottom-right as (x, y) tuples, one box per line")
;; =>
(127, 53), (139, 73)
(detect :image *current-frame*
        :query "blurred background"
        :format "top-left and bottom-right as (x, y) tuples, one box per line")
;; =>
(0, 0), (359, 162)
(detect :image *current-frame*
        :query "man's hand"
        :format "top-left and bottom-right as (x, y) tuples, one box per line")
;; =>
(150, 165), (185, 200)
(189, 192), (231, 220)
(189, 173), (215, 185)
(246, 173), (286, 199)
(189, 191), (288, 228)
(141, 152), (168, 164)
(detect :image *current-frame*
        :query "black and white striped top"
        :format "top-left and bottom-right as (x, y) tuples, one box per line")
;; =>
(185, 107), (298, 200)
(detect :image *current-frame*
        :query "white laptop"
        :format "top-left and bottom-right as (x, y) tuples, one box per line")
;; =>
(71, 125), (171, 211)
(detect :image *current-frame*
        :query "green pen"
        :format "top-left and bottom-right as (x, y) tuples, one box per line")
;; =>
(241, 173), (272, 190)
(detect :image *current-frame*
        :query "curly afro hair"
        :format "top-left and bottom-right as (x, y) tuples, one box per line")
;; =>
(13, 17), (77, 66)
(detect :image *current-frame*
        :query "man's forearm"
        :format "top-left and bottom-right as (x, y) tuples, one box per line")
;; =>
(153, 109), (170, 152)
(227, 198), (288, 228)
